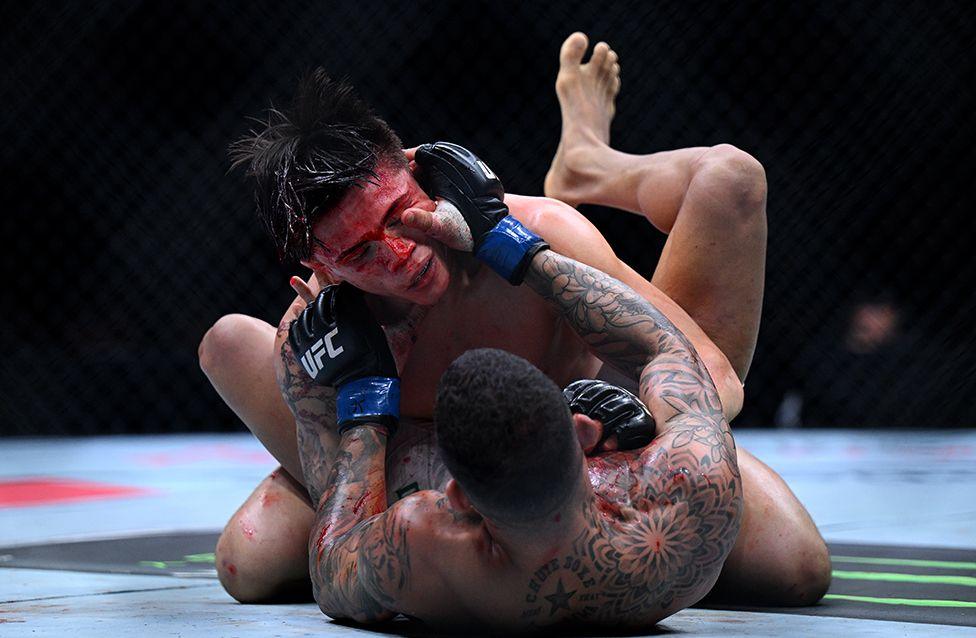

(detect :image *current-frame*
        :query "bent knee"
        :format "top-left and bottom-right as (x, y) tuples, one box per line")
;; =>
(693, 144), (767, 221)
(215, 471), (314, 603)
(215, 528), (263, 603)
(712, 533), (831, 607)
(778, 535), (832, 606)
(198, 314), (263, 378)
(215, 515), (312, 603)
(216, 530), (288, 603)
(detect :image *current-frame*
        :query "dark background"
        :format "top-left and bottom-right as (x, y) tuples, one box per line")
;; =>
(1, 0), (973, 436)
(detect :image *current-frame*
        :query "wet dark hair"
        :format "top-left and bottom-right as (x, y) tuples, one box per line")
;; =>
(230, 68), (405, 262)
(435, 349), (582, 523)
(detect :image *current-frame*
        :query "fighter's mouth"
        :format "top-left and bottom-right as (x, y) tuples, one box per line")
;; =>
(408, 257), (433, 289)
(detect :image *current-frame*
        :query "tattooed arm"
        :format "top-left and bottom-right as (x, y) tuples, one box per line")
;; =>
(276, 284), (420, 623)
(524, 249), (738, 467)
(274, 309), (340, 506)
(278, 336), (406, 623)
(307, 424), (409, 623)
(524, 249), (742, 609)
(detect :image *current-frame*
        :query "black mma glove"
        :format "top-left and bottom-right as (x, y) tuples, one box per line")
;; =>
(289, 283), (399, 436)
(563, 379), (656, 451)
(414, 141), (549, 284)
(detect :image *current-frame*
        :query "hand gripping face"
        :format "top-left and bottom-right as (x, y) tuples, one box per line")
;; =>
(563, 379), (656, 451)
(414, 141), (549, 284)
(288, 283), (400, 435)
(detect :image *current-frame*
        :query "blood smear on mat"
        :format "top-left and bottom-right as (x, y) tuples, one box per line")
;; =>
(0, 478), (149, 508)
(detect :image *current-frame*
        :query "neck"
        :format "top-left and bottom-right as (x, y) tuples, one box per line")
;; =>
(366, 292), (415, 324)
(482, 469), (594, 566)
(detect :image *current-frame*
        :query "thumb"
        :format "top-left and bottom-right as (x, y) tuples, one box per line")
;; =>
(401, 207), (436, 234)
(402, 202), (474, 252)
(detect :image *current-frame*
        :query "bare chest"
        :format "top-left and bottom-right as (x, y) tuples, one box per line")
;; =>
(398, 270), (596, 416)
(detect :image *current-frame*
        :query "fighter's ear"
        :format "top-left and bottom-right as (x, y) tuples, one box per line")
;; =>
(573, 412), (603, 455)
(446, 479), (477, 515)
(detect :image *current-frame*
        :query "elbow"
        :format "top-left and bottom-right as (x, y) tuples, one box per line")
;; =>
(313, 585), (352, 622)
(316, 599), (350, 622)
(310, 545), (394, 624)
(316, 598), (391, 625)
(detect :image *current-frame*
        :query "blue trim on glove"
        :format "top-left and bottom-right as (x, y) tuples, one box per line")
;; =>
(337, 377), (400, 435)
(476, 216), (548, 284)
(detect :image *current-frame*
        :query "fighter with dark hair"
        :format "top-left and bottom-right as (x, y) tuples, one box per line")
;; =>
(229, 69), (408, 264)
(200, 33), (829, 607)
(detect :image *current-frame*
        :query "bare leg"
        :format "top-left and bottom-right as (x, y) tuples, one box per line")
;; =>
(200, 314), (314, 601)
(545, 33), (765, 380)
(199, 314), (303, 477)
(215, 468), (314, 602)
(703, 449), (830, 606)
(546, 33), (828, 605)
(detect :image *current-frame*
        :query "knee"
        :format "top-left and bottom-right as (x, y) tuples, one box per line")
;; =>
(785, 536), (832, 606)
(215, 526), (267, 603)
(765, 530), (831, 606)
(198, 314), (256, 379)
(693, 144), (767, 222)
(215, 510), (312, 603)
(215, 529), (302, 604)
(794, 535), (832, 605)
(215, 473), (314, 603)
(715, 530), (831, 607)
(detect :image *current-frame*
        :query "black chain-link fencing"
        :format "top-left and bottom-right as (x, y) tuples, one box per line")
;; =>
(2, 0), (973, 435)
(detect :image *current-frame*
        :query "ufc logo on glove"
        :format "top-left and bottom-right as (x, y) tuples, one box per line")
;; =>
(300, 328), (344, 377)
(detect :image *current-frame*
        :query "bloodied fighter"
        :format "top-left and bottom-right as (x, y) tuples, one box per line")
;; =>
(199, 33), (830, 609)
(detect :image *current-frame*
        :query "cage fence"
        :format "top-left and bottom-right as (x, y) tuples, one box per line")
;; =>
(1, 0), (973, 435)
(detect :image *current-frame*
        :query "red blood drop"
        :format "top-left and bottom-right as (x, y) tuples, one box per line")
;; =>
(353, 491), (370, 514)
(239, 519), (256, 539)
(315, 524), (331, 560)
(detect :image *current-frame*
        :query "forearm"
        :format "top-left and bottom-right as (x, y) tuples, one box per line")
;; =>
(526, 248), (742, 593)
(276, 337), (341, 504)
(524, 248), (696, 383)
(310, 425), (391, 620)
(524, 248), (733, 450)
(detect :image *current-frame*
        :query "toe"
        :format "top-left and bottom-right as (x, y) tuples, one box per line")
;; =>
(559, 32), (589, 68)
(589, 42), (610, 68)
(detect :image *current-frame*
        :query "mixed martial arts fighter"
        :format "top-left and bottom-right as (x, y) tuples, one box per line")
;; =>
(199, 33), (830, 607)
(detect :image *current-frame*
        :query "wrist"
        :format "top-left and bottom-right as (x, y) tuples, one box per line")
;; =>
(476, 216), (550, 285)
(338, 422), (393, 439)
(337, 376), (400, 437)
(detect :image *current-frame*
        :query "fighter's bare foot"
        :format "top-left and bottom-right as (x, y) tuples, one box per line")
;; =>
(544, 32), (621, 207)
